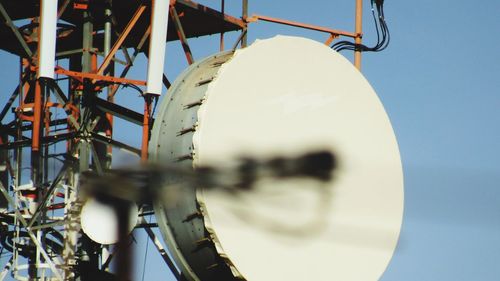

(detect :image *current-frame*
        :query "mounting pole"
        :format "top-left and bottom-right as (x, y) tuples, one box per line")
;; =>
(102, 0), (113, 265)
(80, 9), (92, 172)
(220, 0), (225, 51)
(242, 0), (248, 47)
(104, 3), (112, 58)
(354, 0), (362, 70)
(141, 94), (152, 162)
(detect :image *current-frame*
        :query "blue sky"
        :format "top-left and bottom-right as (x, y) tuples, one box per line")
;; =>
(1, 0), (499, 280)
(145, 2), (500, 279)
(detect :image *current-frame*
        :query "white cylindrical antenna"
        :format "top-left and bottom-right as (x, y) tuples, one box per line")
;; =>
(38, 0), (58, 79)
(146, 0), (169, 95)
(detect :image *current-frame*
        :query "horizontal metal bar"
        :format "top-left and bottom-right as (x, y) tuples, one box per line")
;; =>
(247, 14), (358, 38)
(55, 48), (84, 58)
(2, 118), (68, 134)
(94, 98), (144, 126)
(90, 132), (141, 156)
(55, 67), (147, 86)
(30, 219), (68, 231)
(0, 132), (76, 149)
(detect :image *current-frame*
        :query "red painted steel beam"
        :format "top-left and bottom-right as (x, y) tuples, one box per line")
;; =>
(32, 81), (42, 152)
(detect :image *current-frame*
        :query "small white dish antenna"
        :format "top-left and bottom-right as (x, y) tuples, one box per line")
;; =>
(80, 198), (138, 245)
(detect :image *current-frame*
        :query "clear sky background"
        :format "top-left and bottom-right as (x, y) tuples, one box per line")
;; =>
(0, 0), (499, 280)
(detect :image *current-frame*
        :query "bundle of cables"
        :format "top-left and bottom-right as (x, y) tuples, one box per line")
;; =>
(332, 0), (389, 53)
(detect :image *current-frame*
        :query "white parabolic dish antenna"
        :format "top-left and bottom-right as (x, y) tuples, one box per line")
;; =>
(150, 36), (404, 281)
(80, 198), (138, 245)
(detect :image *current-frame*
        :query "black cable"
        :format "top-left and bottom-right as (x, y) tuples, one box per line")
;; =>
(151, 96), (159, 119)
(371, 4), (381, 49)
(344, 2), (381, 51)
(332, 0), (390, 53)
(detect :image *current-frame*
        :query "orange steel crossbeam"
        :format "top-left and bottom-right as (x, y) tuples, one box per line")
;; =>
(32, 81), (42, 151)
(247, 14), (359, 39)
(19, 114), (34, 122)
(95, 4), (147, 78)
(141, 95), (153, 162)
(56, 67), (146, 86)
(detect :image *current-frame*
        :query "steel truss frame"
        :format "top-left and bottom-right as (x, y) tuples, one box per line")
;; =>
(0, 0), (362, 280)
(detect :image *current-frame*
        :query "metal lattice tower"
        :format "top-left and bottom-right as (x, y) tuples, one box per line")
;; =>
(0, 0), (363, 280)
